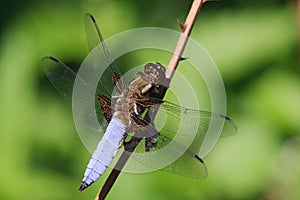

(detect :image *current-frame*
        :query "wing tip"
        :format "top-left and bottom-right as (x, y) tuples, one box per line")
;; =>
(85, 13), (96, 23)
(220, 114), (230, 120)
(220, 114), (238, 133)
(194, 155), (204, 163)
(41, 56), (59, 63)
(49, 56), (59, 63)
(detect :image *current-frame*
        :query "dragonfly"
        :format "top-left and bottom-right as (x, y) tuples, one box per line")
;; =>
(42, 13), (237, 192)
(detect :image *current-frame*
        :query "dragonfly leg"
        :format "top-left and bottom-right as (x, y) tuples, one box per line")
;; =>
(145, 132), (160, 152)
(123, 136), (143, 152)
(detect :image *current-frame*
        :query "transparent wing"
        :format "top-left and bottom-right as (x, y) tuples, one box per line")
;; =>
(128, 102), (236, 177)
(85, 13), (124, 96)
(131, 133), (208, 178)
(42, 56), (76, 103)
(41, 56), (111, 132)
(121, 113), (205, 178)
(123, 95), (236, 177)
(149, 100), (237, 158)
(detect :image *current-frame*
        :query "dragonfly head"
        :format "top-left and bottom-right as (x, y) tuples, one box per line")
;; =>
(144, 63), (166, 84)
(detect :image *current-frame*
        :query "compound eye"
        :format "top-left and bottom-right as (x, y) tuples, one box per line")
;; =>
(144, 63), (155, 74)
(144, 63), (166, 83)
(155, 63), (166, 74)
(153, 64), (166, 83)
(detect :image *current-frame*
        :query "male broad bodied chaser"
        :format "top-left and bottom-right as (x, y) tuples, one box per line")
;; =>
(42, 14), (237, 191)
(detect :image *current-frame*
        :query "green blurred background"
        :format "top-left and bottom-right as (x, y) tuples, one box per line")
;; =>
(1, 0), (299, 199)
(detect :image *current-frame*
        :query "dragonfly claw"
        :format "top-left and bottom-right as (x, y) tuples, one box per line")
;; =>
(145, 133), (159, 152)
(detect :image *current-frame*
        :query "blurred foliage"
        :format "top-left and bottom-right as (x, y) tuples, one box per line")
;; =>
(0, 0), (299, 200)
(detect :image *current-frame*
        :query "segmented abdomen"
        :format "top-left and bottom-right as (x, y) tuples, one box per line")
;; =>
(79, 117), (126, 191)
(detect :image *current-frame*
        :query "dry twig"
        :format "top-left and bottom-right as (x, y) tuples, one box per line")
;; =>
(166, 0), (206, 80)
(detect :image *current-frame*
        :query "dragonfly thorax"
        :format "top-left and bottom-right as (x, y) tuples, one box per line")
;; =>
(128, 73), (153, 96)
(128, 63), (166, 97)
(113, 66), (162, 129)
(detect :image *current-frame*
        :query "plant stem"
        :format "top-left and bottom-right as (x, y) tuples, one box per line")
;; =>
(96, 0), (206, 199)
(166, 0), (205, 80)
